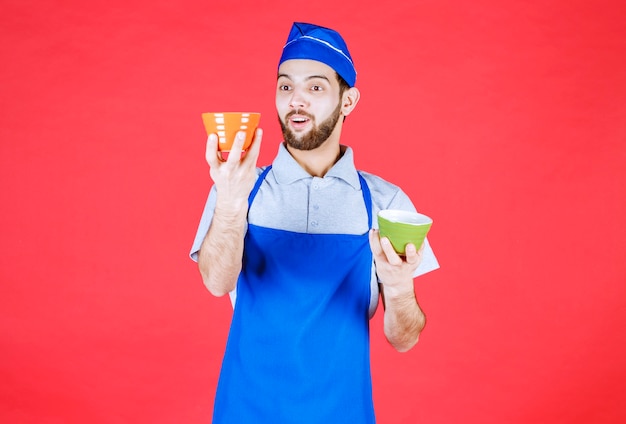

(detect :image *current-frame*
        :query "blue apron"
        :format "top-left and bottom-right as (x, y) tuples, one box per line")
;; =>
(213, 166), (376, 423)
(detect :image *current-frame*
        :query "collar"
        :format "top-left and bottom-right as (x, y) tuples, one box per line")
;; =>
(271, 143), (362, 189)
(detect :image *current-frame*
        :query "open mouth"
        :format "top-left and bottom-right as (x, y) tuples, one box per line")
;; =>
(288, 114), (312, 130)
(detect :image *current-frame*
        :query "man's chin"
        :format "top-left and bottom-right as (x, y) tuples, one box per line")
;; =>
(287, 123), (313, 138)
(285, 137), (326, 151)
(283, 130), (307, 147)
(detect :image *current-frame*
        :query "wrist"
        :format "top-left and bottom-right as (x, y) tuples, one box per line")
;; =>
(213, 203), (248, 224)
(214, 196), (249, 216)
(381, 283), (416, 303)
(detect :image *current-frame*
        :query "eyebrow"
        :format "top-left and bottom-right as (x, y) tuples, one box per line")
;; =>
(277, 73), (331, 82)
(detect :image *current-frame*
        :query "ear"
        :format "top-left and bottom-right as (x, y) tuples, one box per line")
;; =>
(340, 87), (360, 116)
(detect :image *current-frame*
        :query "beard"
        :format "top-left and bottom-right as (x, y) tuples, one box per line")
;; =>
(279, 103), (342, 151)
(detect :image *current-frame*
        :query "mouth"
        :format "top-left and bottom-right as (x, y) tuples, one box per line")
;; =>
(287, 112), (313, 130)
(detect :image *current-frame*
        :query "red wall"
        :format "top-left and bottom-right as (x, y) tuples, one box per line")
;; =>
(2, 1), (625, 423)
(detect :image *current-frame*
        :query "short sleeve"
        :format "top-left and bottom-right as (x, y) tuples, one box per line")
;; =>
(189, 185), (218, 262)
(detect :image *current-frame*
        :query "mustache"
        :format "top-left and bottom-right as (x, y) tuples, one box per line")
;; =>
(285, 109), (314, 120)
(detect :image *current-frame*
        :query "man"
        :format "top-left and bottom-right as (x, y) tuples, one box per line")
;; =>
(190, 22), (439, 423)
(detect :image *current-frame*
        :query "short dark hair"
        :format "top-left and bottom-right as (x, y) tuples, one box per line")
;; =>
(336, 72), (351, 121)
(336, 72), (351, 96)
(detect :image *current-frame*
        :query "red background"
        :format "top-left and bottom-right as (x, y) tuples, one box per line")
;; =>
(2, 1), (625, 423)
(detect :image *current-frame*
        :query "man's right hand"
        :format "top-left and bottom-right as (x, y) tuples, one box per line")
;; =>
(205, 128), (263, 214)
(198, 127), (263, 297)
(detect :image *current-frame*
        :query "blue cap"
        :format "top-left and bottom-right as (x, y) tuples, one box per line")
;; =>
(278, 22), (357, 87)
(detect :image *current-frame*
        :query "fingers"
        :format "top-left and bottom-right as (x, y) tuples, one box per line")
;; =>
(404, 242), (425, 267)
(404, 243), (418, 265)
(369, 229), (383, 257)
(369, 230), (402, 265)
(370, 229), (424, 269)
(206, 128), (264, 168)
(205, 133), (220, 167)
(226, 131), (247, 164)
(223, 128), (264, 166)
(381, 236), (403, 265)
(242, 128), (263, 165)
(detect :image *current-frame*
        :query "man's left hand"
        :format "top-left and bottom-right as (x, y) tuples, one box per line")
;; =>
(369, 229), (424, 297)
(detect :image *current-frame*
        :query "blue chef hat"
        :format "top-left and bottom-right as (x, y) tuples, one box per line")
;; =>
(278, 22), (357, 87)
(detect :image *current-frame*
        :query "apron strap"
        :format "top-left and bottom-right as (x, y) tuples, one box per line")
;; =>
(248, 165), (273, 208)
(358, 172), (373, 228)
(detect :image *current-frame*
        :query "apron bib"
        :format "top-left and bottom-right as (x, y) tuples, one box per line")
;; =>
(213, 166), (375, 424)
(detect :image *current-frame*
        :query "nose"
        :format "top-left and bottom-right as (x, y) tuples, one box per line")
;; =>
(288, 88), (306, 109)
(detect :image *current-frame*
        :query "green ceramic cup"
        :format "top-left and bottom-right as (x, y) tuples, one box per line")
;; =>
(377, 209), (433, 255)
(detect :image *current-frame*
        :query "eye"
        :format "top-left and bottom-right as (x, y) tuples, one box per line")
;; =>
(311, 85), (323, 92)
(278, 84), (291, 91)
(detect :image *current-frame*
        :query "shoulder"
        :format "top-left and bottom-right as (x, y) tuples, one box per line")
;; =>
(358, 171), (412, 206)
(357, 171), (418, 225)
(358, 170), (399, 191)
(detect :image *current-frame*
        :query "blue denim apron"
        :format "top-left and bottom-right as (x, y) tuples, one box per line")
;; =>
(213, 166), (375, 423)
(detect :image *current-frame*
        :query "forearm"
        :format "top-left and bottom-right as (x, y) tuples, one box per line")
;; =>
(381, 284), (426, 352)
(198, 206), (248, 297)
(196, 128), (263, 296)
